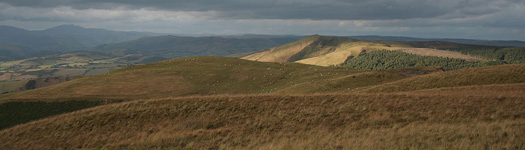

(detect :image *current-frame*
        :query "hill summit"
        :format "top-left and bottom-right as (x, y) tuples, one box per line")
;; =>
(242, 35), (484, 67)
(1, 56), (366, 100)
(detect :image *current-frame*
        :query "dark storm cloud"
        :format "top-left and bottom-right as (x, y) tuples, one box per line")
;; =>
(0, 0), (524, 40)
(1, 0), (522, 20)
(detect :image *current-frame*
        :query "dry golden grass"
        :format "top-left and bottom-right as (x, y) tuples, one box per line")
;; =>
(1, 93), (524, 149)
(244, 35), (411, 66)
(400, 83), (525, 98)
(296, 45), (361, 66)
(242, 35), (318, 62)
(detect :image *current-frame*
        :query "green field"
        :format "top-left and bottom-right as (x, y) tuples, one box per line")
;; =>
(0, 80), (25, 93)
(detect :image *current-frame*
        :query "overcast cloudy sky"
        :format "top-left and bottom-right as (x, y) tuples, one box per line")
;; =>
(1, 0), (524, 40)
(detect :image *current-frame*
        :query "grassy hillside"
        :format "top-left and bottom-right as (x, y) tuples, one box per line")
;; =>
(0, 35), (301, 92)
(1, 34), (299, 81)
(275, 67), (444, 93)
(4, 56), (459, 101)
(360, 63), (525, 93)
(242, 35), (487, 67)
(1, 93), (523, 149)
(3, 56), (397, 100)
(243, 35), (413, 66)
(242, 35), (321, 62)
(1, 56), (524, 149)
(399, 83), (525, 97)
(0, 57), (444, 130)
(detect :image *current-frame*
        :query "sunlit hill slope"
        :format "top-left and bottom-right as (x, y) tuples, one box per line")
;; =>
(242, 35), (484, 66)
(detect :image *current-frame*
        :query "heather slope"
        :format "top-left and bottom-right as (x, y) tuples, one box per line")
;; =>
(1, 94), (523, 149)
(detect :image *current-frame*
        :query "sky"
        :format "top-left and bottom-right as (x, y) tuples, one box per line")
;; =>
(0, 0), (524, 40)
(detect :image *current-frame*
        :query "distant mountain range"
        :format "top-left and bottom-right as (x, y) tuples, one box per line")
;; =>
(0, 25), (157, 61)
(0, 24), (158, 51)
(92, 35), (302, 58)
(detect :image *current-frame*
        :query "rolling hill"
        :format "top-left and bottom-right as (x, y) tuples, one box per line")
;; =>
(0, 56), (524, 149)
(0, 34), (301, 93)
(242, 35), (487, 67)
(2, 56), (429, 100)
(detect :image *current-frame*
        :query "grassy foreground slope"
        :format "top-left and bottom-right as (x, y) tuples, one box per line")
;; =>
(360, 63), (525, 93)
(1, 94), (523, 149)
